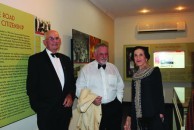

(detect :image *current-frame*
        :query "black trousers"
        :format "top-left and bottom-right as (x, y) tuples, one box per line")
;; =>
(99, 98), (122, 130)
(37, 108), (71, 130)
(137, 116), (164, 130)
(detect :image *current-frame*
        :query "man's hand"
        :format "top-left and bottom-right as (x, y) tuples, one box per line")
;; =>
(160, 114), (164, 122)
(63, 94), (73, 107)
(124, 116), (131, 130)
(93, 96), (102, 106)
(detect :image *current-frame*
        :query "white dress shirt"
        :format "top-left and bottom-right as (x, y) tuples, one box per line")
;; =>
(46, 49), (65, 90)
(76, 60), (124, 104)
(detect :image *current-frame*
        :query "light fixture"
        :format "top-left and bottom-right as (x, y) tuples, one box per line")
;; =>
(175, 6), (185, 11)
(139, 9), (150, 14)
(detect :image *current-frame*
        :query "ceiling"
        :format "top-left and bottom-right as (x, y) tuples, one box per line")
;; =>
(89, 0), (194, 19)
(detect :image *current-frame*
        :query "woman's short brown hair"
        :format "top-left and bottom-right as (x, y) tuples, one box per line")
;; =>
(130, 46), (150, 61)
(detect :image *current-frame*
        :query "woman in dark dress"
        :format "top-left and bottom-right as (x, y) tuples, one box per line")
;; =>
(124, 46), (165, 130)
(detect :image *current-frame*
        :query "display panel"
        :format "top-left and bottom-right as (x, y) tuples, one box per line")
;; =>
(154, 51), (185, 68)
(0, 3), (36, 127)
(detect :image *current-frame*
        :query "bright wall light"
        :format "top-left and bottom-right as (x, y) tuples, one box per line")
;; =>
(139, 9), (150, 14)
(175, 6), (185, 11)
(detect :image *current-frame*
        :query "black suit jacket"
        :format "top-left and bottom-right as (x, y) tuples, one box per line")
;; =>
(26, 49), (75, 118)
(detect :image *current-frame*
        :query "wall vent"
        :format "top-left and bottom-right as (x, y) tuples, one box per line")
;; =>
(137, 21), (186, 33)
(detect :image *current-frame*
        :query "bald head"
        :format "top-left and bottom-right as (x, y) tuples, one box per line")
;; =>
(44, 30), (59, 39)
(43, 30), (61, 53)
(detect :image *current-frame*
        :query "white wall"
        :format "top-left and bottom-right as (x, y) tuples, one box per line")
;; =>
(0, 0), (114, 130)
(114, 12), (194, 103)
(0, 0), (114, 62)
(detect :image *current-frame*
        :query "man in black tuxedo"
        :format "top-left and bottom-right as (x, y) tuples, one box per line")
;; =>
(26, 30), (75, 130)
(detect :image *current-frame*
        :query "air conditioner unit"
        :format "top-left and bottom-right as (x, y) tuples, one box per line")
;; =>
(137, 21), (186, 33)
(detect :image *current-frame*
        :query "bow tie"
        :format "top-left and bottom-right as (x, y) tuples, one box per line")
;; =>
(98, 64), (106, 69)
(51, 53), (59, 58)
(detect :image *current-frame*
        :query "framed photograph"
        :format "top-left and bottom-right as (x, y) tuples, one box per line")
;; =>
(71, 30), (90, 78)
(89, 36), (101, 62)
(71, 29), (108, 78)
(72, 30), (90, 63)
(124, 45), (136, 80)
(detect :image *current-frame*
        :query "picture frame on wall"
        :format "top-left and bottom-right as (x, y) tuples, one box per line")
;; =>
(72, 30), (90, 63)
(71, 29), (108, 78)
(89, 36), (101, 62)
(124, 45), (136, 80)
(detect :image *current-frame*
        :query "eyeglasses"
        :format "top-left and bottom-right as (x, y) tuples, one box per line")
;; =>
(47, 37), (61, 41)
